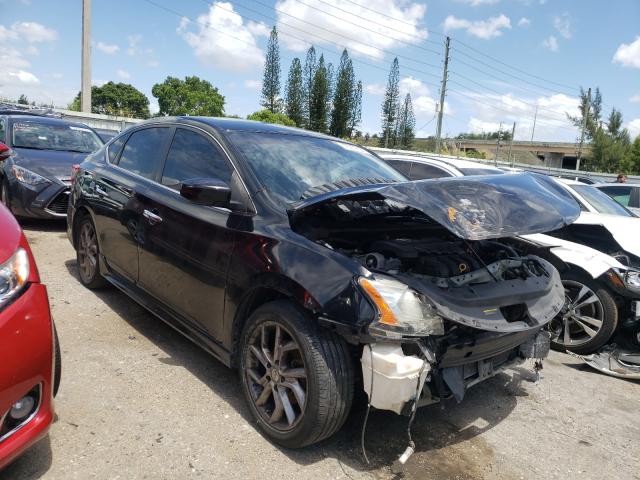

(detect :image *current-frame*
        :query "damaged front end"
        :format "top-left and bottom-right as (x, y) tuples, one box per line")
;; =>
(290, 173), (579, 414)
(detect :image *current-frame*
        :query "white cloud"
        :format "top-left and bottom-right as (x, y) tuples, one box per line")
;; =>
(116, 69), (130, 80)
(517, 17), (531, 27)
(93, 79), (108, 87)
(630, 94), (640, 104)
(243, 79), (262, 90)
(542, 35), (559, 52)
(365, 83), (385, 95)
(443, 14), (511, 39)
(613, 36), (640, 69)
(468, 118), (502, 134)
(553, 12), (573, 39)
(7, 70), (39, 85)
(178, 3), (268, 72)
(0, 47), (30, 70)
(146, 59), (159, 68)
(96, 41), (119, 55)
(275, 0), (427, 59)
(456, 0), (500, 5)
(0, 21), (57, 43)
(399, 77), (430, 97)
(50, 72), (63, 79)
(627, 119), (640, 139)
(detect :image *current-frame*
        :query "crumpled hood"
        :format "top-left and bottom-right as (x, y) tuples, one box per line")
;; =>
(574, 212), (640, 257)
(13, 148), (90, 180)
(290, 173), (580, 241)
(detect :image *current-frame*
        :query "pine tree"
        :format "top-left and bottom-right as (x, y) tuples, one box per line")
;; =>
(380, 57), (400, 147)
(309, 54), (329, 133)
(261, 27), (281, 113)
(285, 58), (304, 127)
(396, 93), (416, 149)
(303, 46), (317, 127)
(330, 50), (355, 138)
(348, 81), (363, 137)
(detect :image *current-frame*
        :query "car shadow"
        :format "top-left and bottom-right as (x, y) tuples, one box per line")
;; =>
(61, 258), (525, 478)
(16, 218), (67, 233)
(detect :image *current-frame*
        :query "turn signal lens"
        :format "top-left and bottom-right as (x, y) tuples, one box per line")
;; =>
(359, 277), (398, 325)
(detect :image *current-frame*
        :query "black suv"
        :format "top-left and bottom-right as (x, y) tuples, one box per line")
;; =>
(67, 117), (579, 447)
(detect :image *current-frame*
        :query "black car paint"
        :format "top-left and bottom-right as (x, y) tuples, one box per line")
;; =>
(68, 117), (561, 374)
(0, 115), (103, 218)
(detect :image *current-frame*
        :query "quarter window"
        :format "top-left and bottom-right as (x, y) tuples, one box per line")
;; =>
(598, 186), (632, 207)
(161, 128), (232, 188)
(118, 127), (170, 180)
(107, 135), (126, 164)
(408, 162), (452, 180)
(386, 160), (412, 177)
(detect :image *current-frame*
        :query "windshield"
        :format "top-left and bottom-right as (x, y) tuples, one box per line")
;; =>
(11, 120), (103, 153)
(227, 132), (406, 203)
(459, 167), (505, 176)
(572, 184), (634, 217)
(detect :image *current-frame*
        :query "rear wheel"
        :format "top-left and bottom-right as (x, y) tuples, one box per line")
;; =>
(76, 215), (107, 289)
(549, 273), (617, 354)
(239, 300), (354, 448)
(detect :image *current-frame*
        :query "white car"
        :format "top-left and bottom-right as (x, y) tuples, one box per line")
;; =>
(380, 153), (640, 353)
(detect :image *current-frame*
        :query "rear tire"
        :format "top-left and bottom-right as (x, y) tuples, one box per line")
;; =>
(239, 300), (354, 448)
(549, 272), (617, 355)
(75, 215), (107, 289)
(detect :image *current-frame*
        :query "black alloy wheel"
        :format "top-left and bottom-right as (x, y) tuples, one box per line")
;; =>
(76, 216), (106, 289)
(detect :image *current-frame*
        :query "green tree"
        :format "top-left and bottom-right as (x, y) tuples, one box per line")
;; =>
(261, 27), (281, 113)
(69, 82), (150, 118)
(303, 46), (317, 127)
(348, 81), (363, 137)
(622, 136), (640, 174)
(151, 76), (224, 117)
(285, 58), (305, 127)
(17, 94), (29, 105)
(396, 93), (416, 149)
(247, 109), (295, 127)
(380, 57), (400, 147)
(568, 87), (602, 140)
(330, 50), (356, 138)
(308, 54), (330, 133)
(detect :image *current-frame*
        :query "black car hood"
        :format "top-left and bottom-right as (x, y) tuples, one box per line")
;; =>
(289, 173), (580, 240)
(12, 148), (90, 179)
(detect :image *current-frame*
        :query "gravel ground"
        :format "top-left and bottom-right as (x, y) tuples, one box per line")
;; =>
(2, 220), (640, 480)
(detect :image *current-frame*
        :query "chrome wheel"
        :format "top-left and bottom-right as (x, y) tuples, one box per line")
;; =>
(77, 221), (98, 283)
(550, 280), (604, 347)
(244, 321), (307, 432)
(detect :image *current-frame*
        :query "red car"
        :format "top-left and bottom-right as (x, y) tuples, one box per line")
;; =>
(0, 203), (59, 469)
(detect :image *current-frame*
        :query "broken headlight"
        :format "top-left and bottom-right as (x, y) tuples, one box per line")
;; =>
(624, 270), (640, 293)
(358, 276), (444, 338)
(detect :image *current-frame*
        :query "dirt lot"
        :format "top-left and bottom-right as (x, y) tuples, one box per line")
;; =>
(2, 220), (640, 480)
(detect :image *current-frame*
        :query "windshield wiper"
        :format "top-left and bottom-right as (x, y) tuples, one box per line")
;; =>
(12, 145), (48, 150)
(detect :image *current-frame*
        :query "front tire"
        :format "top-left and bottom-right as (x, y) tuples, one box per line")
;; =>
(549, 272), (618, 355)
(75, 215), (107, 289)
(239, 300), (354, 448)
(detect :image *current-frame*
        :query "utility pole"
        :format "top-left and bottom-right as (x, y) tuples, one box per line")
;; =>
(81, 0), (92, 113)
(494, 121), (503, 165)
(508, 122), (516, 166)
(530, 106), (538, 143)
(576, 87), (591, 171)
(435, 36), (450, 154)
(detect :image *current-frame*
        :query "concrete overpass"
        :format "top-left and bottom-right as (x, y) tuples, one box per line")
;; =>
(454, 139), (591, 168)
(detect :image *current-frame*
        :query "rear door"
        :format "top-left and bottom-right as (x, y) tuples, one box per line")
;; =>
(137, 126), (238, 341)
(94, 126), (173, 283)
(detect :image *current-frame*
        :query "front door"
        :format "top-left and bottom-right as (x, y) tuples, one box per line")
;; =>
(137, 127), (238, 341)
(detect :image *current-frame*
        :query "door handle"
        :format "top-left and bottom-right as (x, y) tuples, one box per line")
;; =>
(143, 209), (163, 225)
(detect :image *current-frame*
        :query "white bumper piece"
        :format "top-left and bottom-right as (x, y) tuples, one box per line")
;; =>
(361, 343), (430, 414)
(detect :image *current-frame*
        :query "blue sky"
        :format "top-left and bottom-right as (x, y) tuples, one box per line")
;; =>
(1, 0), (639, 141)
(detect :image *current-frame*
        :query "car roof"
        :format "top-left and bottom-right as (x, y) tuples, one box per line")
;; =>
(554, 177), (584, 186)
(7, 114), (95, 130)
(381, 153), (499, 170)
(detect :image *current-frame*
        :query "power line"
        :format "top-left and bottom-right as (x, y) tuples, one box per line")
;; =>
(451, 38), (579, 92)
(285, 0), (442, 56)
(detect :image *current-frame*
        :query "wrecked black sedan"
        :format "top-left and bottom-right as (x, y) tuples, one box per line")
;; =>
(67, 118), (579, 448)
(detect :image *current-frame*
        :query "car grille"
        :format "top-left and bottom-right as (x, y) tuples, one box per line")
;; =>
(46, 189), (70, 215)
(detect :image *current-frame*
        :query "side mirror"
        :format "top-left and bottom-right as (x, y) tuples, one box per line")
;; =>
(0, 142), (11, 161)
(180, 178), (231, 207)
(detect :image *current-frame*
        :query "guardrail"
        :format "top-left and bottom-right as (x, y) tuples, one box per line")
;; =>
(369, 146), (640, 183)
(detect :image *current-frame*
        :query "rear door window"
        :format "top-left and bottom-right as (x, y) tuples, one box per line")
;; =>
(598, 186), (632, 207)
(408, 162), (452, 180)
(118, 127), (171, 180)
(161, 128), (232, 188)
(108, 135), (126, 164)
(385, 159), (412, 177)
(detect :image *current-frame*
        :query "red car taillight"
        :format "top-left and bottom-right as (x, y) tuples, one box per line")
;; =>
(70, 164), (81, 185)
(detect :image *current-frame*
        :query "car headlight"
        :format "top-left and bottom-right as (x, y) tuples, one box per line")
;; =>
(12, 165), (50, 186)
(358, 276), (444, 338)
(0, 248), (30, 309)
(624, 270), (640, 292)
